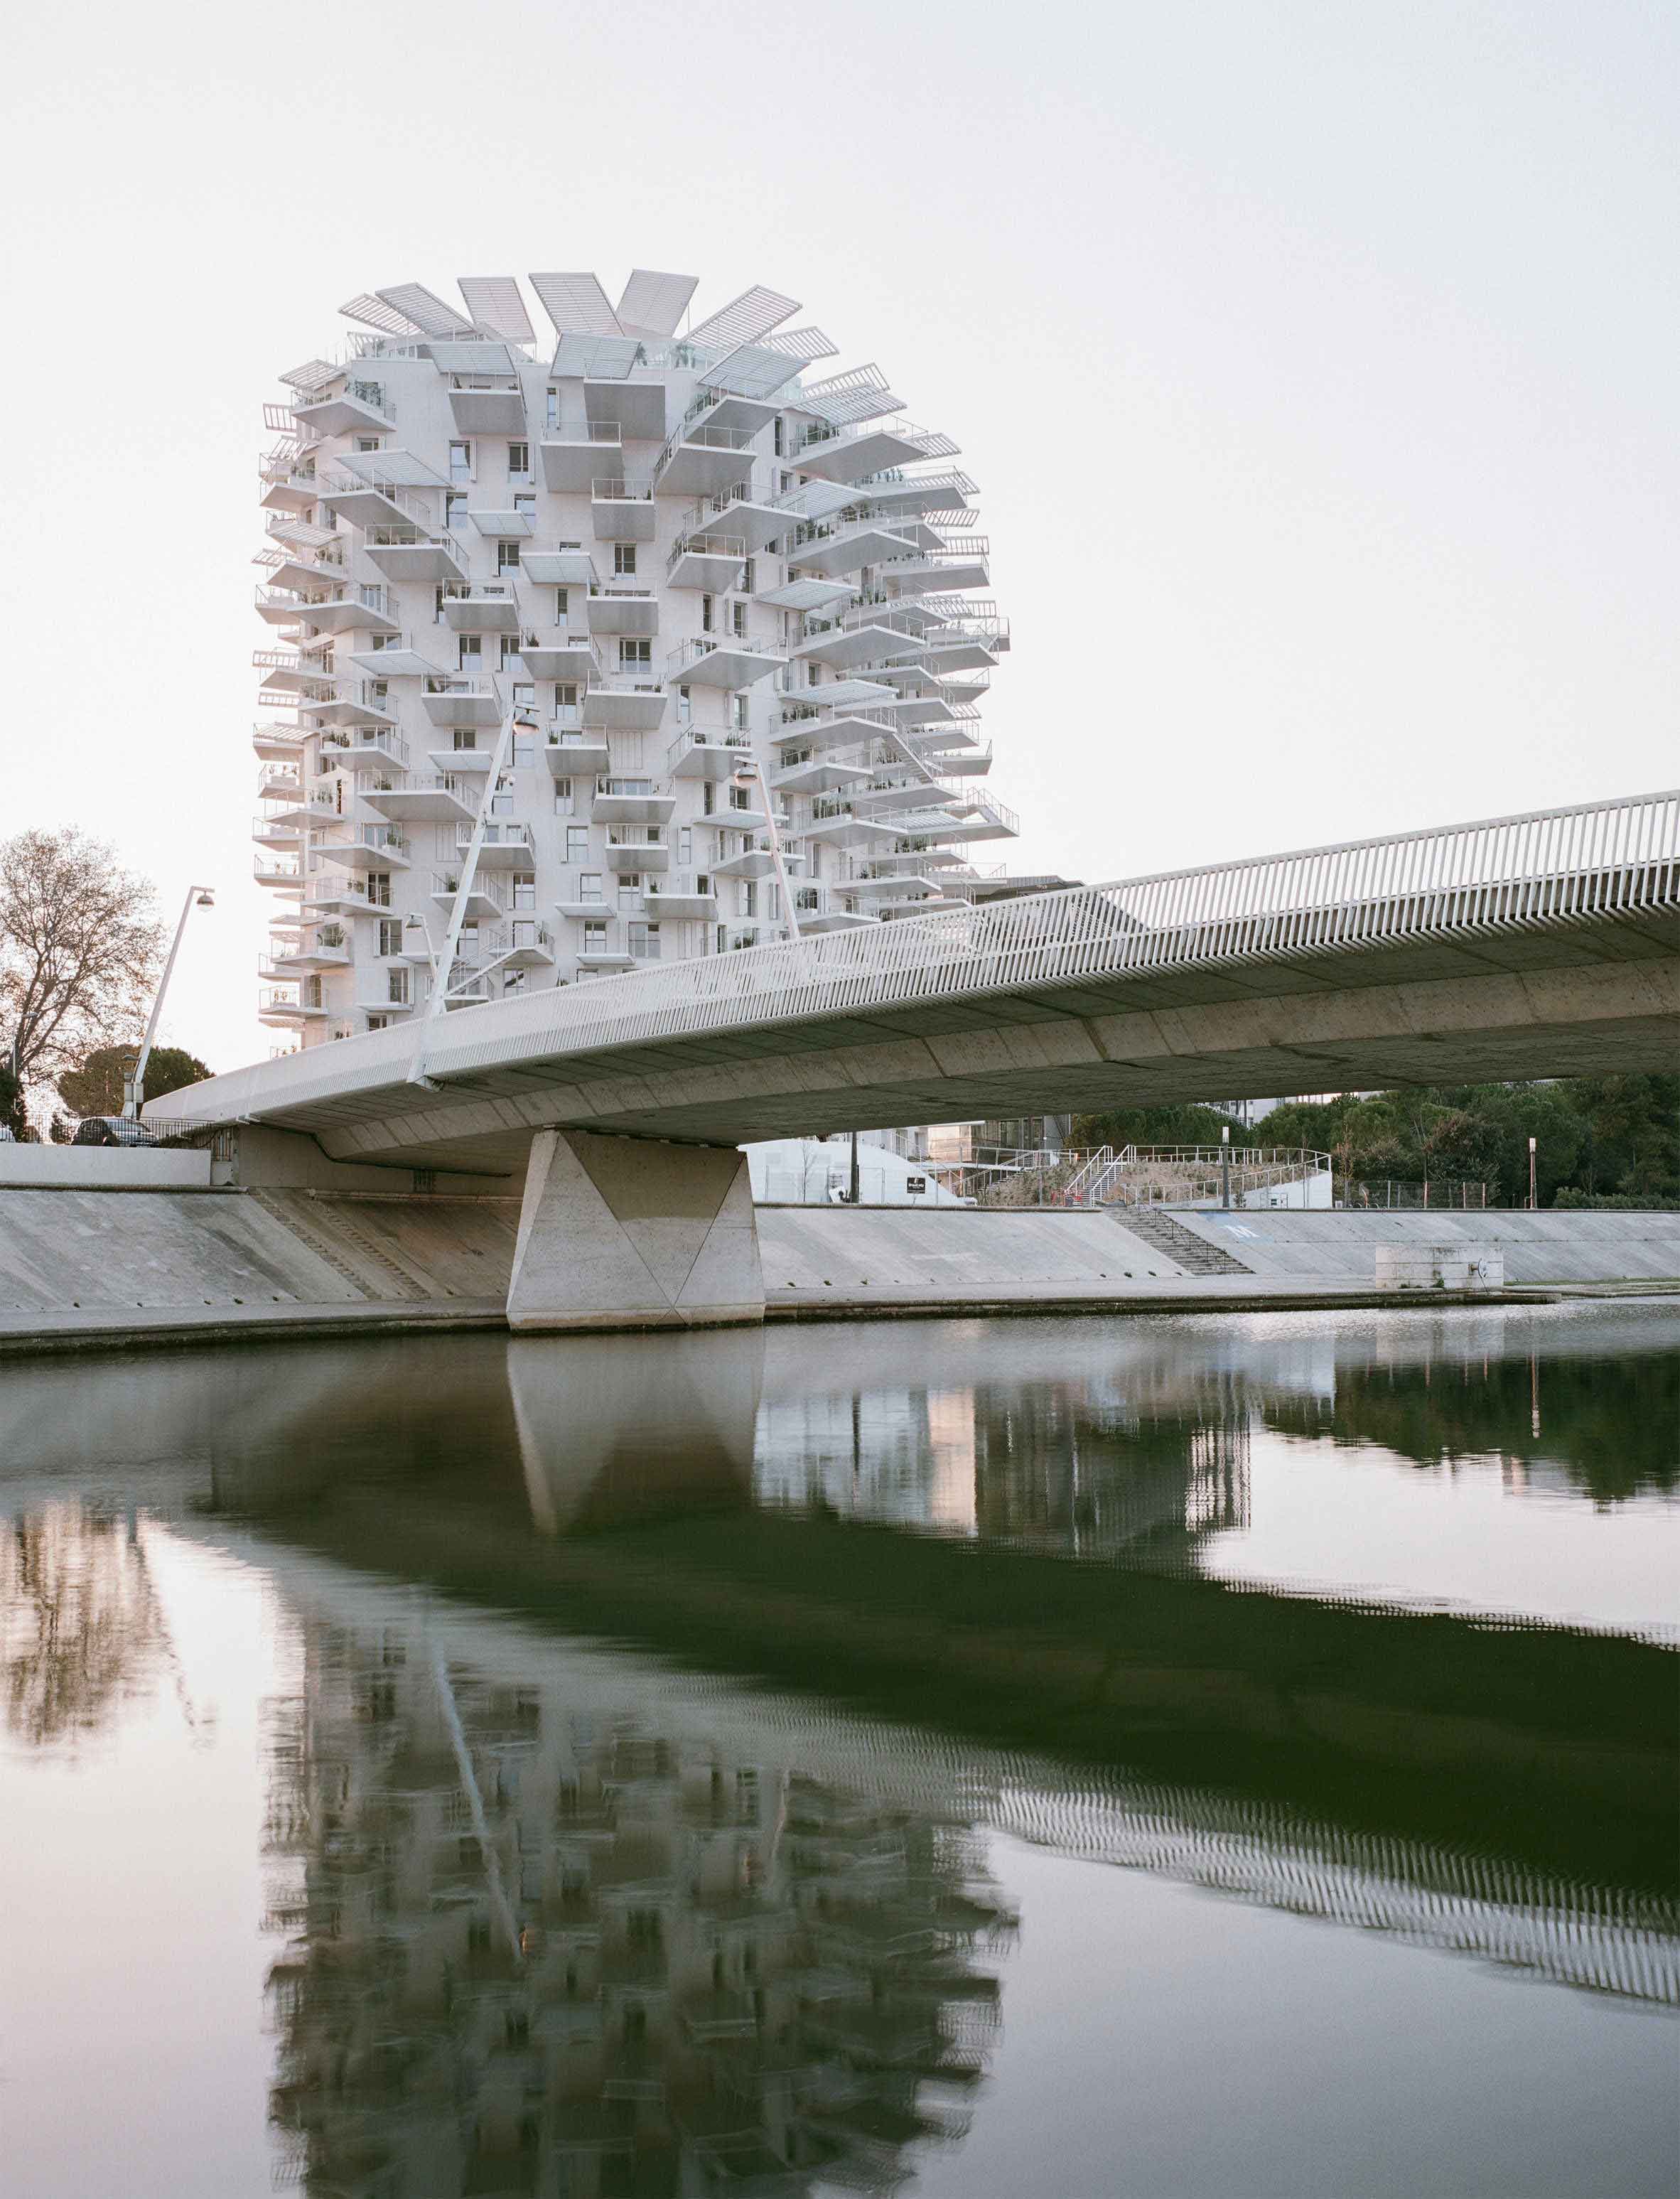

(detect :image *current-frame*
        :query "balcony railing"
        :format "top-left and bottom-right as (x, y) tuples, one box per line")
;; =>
(655, 420), (758, 478)
(455, 822), (534, 852)
(667, 727), (750, 769)
(591, 477), (654, 503)
(667, 530), (748, 574)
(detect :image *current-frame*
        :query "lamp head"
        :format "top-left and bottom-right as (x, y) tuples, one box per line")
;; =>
(195, 890), (215, 908)
(404, 913), (426, 931)
(731, 765), (758, 791)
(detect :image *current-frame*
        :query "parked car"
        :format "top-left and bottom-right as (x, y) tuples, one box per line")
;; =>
(72, 1115), (154, 1147)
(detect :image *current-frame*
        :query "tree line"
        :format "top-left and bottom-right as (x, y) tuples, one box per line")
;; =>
(1073, 1077), (1679, 1209)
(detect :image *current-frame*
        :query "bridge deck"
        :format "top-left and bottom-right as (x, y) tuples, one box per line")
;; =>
(147, 792), (1680, 1170)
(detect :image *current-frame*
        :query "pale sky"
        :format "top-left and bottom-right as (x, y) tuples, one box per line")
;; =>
(3, 0), (1674, 1072)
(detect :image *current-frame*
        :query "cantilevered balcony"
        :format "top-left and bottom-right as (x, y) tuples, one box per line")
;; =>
(861, 468), (979, 520)
(541, 423), (625, 492)
(252, 723), (305, 763)
(544, 729), (613, 779)
(497, 922), (557, 972)
(455, 821), (535, 867)
(420, 677), (502, 727)
(572, 935), (639, 973)
(683, 485), (791, 555)
(446, 376), (529, 435)
(588, 779), (677, 827)
(427, 743), (497, 775)
(667, 531), (748, 591)
(584, 588), (659, 638)
(430, 871), (508, 923)
(318, 474), (431, 532)
(290, 378), (397, 439)
(792, 885), (875, 934)
(642, 871), (718, 920)
(344, 634), (449, 678)
(785, 517), (920, 579)
(770, 754), (875, 797)
(591, 478), (657, 542)
(583, 377), (667, 441)
(520, 633), (600, 682)
(256, 761), (303, 802)
(554, 878), (613, 918)
(252, 647), (327, 699)
(770, 702), (898, 756)
(654, 421), (759, 498)
(439, 586), (522, 633)
(787, 416), (957, 485)
(582, 682), (667, 733)
(295, 592), (404, 638)
(667, 726), (753, 780)
(250, 811), (303, 850)
(316, 824), (412, 872)
(708, 837), (778, 881)
(522, 547), (598, 588)
(360, 773), (478, 827)
(257, 988), (328, 1028)
(259, 464), (320, 515)
(920, 620), (1006, 675)
(755, 575), (852, 613)
(603, 831), (672, 873)
(362, 529), (472, 585)
(318, 726), (409, 769)
(252, 854), (303, 890)
(881, 542), (991, 595)
(666, 635), (785, 689)
(789, 615), (924, 675)
(468, 503), (536, 537)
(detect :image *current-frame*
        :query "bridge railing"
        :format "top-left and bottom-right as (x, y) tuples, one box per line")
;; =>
(146, 788), (1679, 1127)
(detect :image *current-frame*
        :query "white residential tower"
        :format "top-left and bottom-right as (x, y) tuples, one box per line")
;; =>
(252, 271), (1016, 1042)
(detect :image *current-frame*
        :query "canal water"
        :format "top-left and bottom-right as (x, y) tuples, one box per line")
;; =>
(1, 1301), (1675, 2198)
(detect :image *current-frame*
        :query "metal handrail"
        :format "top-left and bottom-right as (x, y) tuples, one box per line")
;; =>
(151, 790), (1680, 1124)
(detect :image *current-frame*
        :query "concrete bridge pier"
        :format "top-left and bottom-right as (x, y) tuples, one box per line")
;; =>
(506, 1129), (764, 1333)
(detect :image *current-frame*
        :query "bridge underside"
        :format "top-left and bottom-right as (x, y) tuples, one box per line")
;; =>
(260, 919), (1674, 1178)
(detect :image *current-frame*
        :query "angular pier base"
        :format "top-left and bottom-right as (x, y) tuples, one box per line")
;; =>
(507, 1129), (764, 1333)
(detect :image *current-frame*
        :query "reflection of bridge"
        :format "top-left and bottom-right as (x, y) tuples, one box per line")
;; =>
(145, 792), (1679, 1328)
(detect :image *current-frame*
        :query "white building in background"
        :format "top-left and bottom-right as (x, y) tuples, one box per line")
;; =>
(252, 271), (1017, 1043)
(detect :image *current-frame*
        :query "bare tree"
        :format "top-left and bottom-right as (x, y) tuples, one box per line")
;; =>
(0, 828), (164, 1081)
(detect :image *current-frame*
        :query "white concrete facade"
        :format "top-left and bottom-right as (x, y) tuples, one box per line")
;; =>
(252, 271), (1016, 1048)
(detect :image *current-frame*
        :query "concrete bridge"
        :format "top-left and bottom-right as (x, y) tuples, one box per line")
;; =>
(148, 789), (1679, 1328)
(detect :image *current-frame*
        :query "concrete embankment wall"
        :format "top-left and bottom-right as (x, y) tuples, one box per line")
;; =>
(1, 1188), (1675, 1351)
(1161, 1207), (1680, 1286)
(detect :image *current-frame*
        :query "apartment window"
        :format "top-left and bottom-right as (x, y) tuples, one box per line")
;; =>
(497, 540), (520, 571)
(376, 918), (402, 957)
(508, 441), (529, 478)
(701, 593), (714, 633)
(490, 787), (513, 816)
(512, 919), (538, 950)
(500, 635), (521, 667)
(554, 682), (578, 707)
(582, 920), (608, 952)
(702, 780), (716, 815)
(554, 588), (569, 620)
(628, 922), (659, 960)
(741, 557), (755, 594)
(619, 638), (650, 669)
(779, 470), (792, 494)
(512, 733), (534, 768)
(772, 416), (785, 457)
(578, 872), (603, 903)
(743, 883), (758, 918)
(446, 493), (468, 533)
(452, 730), (478, 752)
(366, 1014), (389, 1031)
(613, 544), (637, 576)
(387, 968), (411, 1005)
(513, 682), (534, 709)
(367, 873), (392, 906)
(512, 872), (536, 911)
(676, 686), (691, 724)
(458, 636), (480, 668)
(679, 828), (692, 865)
(449, 442), (472, 482)
(553, 784), (574, 816)
(503, 967), (527, 994)
(617, 876), (641, 910)
(356, 436), (382, 454)
(513, 493), (536, 517)
(731, 601), (748, 639)
(566, 826), (589, 861)
(545, 387), (559, 428)
(729, 785), (751, 812)
(732, 693), (749, 731)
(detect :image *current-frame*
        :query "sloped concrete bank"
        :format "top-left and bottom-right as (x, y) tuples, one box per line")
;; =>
(0, 1187), (1674, 1354)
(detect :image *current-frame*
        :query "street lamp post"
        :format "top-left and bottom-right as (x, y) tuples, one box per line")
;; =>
(124, 886), (215, 1119)
(1528, 1135), (1537, 1210)
(1220, 1122), (1231, 1210)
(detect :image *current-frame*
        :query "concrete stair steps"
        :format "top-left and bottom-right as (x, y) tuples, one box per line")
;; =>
(1112, 1208), (1255, 1275)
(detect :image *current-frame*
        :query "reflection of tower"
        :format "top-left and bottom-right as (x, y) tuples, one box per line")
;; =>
(264, 1607), (1013, 2196)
